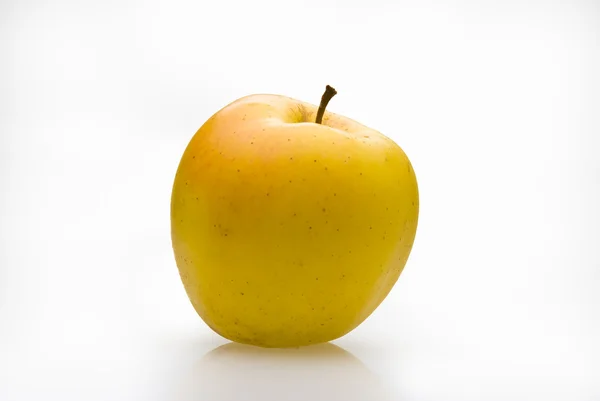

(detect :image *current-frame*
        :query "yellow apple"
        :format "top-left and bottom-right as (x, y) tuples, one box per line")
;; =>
(171, 86), (419, 348)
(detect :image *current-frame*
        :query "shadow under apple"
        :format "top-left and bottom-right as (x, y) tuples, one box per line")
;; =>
(173, 341), (395, 401)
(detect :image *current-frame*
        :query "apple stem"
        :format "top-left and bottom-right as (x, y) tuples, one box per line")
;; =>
(315, 85), (337, 124)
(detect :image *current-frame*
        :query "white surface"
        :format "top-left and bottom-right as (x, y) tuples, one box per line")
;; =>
(1, 1), (599, 400)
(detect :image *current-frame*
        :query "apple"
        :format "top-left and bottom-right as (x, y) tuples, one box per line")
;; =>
(171, 86), (419, 347)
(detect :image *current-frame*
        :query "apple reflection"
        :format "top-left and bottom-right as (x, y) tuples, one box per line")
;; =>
(175, 342), (394, 401)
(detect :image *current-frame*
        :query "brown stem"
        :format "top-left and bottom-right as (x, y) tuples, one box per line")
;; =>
(315, 85), (337, 124)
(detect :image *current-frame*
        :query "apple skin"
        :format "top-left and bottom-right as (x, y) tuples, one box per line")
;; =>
(170, 93), (419, 348)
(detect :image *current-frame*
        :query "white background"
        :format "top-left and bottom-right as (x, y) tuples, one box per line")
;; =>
(1, 0), (599, 400)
